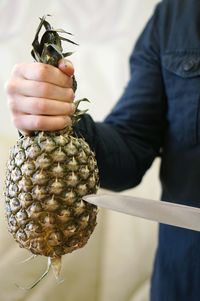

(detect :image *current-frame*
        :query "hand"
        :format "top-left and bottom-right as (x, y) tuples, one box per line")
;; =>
(5, 59), (75, 135)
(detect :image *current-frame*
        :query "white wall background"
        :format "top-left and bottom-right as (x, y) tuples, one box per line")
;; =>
(0, 1), (161, 300)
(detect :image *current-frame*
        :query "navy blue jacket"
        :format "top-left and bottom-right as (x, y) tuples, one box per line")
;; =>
(76, 0), (200, 300)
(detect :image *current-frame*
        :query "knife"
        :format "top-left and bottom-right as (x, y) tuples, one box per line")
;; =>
(83, 194), (200, 232)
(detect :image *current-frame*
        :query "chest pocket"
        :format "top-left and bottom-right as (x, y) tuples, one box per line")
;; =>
(162, 52), (200, 148)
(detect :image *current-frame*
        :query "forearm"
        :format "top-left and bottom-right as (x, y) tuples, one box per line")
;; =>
(74, 114), (157, 191)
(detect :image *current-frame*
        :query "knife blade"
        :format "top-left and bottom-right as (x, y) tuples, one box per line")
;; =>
(83, 194), (200, 231)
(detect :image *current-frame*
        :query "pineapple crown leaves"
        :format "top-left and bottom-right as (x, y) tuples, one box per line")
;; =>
(31, 15), (78, 67)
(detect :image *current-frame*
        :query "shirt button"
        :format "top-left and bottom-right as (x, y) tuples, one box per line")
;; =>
(183, 60), (195, 72)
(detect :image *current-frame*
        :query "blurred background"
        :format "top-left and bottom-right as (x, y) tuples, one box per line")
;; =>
(0, 0), (160, 300)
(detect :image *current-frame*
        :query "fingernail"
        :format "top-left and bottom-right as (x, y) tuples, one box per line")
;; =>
(70, 103), (76, 114)
(60, 59), (70, 68)
(64, 63), (68, 69)
(65, 116), (72, 125)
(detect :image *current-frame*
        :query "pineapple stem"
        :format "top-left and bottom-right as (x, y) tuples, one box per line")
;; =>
(50, 256), (63, 282)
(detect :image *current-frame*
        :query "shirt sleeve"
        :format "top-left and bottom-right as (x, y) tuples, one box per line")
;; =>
(75, 3), (166, 192)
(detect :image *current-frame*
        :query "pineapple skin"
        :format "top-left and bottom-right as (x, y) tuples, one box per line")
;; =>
(5, 129), (99, 258)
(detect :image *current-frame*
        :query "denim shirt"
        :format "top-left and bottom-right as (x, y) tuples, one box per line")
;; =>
(76, 0), (200, 299)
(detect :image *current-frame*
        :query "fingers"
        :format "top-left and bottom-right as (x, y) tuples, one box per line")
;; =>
(6, 78), (75, 102)
(13, 114), (72, 132)
(7, 95), (75, 116)
(12, 59), (75, 85)
(12, 62), (74, 88)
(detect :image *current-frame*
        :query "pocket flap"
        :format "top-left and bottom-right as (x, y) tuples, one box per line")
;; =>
(162, 52), (200, 78)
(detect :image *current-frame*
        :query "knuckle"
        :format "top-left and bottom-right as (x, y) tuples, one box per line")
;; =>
(35, 64), (48, 80)
(7, 97), (17, 111)
(67, 88), (75, 101)
(11, 114), (21, 129)
(33, 116), (44, 130)
(11, 63), (22, 76)
(35, 100), (47, 114)
(5, 80), (17, 95)
(38, 82), (49, 97)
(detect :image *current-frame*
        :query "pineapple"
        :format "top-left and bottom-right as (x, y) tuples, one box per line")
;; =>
(5, 15), (99, 286)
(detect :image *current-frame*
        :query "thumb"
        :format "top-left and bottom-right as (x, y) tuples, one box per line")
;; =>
(58, 59), (74, 76)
